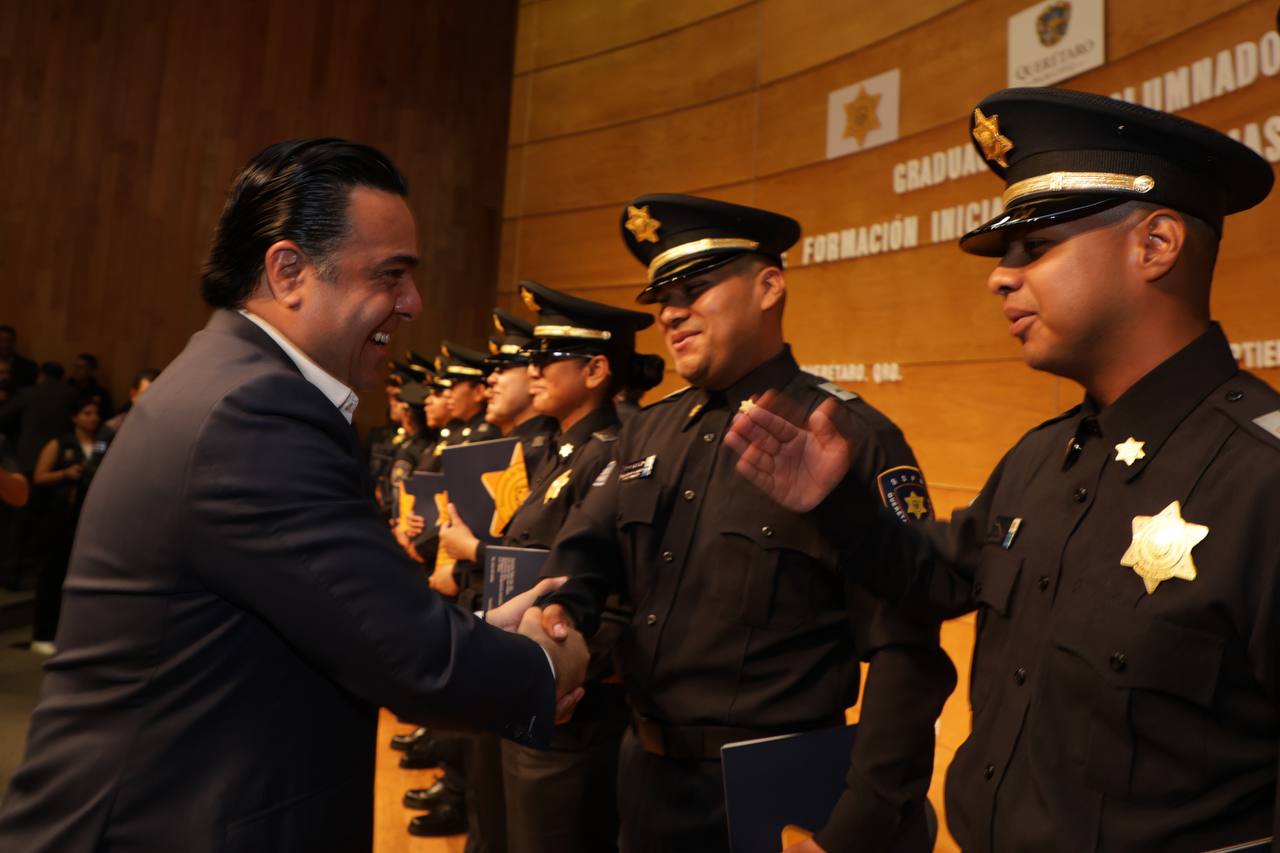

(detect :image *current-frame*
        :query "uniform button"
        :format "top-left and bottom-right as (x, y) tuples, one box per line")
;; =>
(761, 526), (774, 538)
(646, 614), (658, 626)
(1226, 390), (1244, 402)
(1038, 576), (1050, 591)
(1013, 667), (1027, 685)
(1109, 652), (1127, 672)
(662, 551), (674, 563)
(683, 489), (696, 501)
(983, 764), (995, 781)
(1072, 487), (1089, 502)
(703, 432), (716, 443)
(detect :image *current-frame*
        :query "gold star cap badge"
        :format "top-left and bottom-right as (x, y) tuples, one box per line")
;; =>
(1120, 500), (1208, 594)
(972, 108), (1014, 168)
(624, 205), (661, 243)
(520, 287), (540, 313)
(1114, 437), (1146, 466)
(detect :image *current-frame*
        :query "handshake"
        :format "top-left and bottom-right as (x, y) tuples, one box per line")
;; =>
(484, 577), (590, 724)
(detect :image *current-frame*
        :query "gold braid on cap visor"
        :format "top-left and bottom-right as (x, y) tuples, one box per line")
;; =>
(646, 238), (760, 282)
(1003, 171), (1156, 208)
(532, 325), (613, 341)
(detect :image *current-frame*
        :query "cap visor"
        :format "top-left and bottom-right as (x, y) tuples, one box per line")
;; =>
(635, 252), (751, 304)
(959, 196), (1125, 257)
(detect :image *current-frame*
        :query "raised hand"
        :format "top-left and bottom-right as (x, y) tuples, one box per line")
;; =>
(723, 389), (853, 513)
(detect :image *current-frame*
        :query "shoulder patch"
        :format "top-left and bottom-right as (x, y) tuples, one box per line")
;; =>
(816, 381), (858, 402)
(876, 465), (934, 522)
(592, 429), (619, 443)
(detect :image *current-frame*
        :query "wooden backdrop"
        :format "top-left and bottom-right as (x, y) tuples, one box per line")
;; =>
(498, 1), (1280, 848)
(0, 0), (518, 435)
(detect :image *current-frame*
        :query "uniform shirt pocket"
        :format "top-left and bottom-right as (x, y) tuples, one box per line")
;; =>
(718, 513), (829, 631)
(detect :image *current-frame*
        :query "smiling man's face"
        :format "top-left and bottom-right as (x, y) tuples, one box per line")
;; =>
(300, 187), (421, 390)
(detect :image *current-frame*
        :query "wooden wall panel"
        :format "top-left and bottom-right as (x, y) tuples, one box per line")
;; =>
(518, 92), (757, 214)
(759, 0), (967, 83)
(520, 0), (750, 72)
(0, 0), (517, 439)
(526, 5), (758, 140)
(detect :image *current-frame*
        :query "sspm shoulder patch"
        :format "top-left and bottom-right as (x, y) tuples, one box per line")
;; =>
(876, 465), (934, 522)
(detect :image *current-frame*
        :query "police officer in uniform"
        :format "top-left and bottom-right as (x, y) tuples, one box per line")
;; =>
(441, 281), (664, 852)
(385, 381), (434, 515)
(727, 88), (1279, 852)
(540, 195), (956, 852)
(482, 307), (558, 469)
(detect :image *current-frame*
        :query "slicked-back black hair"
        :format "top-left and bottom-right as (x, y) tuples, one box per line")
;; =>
(201, 138), (408, 309)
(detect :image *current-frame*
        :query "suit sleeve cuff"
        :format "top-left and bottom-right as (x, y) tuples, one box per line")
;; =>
(813, 786), (901, 853)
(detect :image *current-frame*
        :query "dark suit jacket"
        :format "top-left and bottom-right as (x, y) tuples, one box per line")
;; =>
(0, 310), (555, 852)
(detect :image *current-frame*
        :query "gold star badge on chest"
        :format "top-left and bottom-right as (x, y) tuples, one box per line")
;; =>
(624, 205), (661, 243)
(738, 398), (756, 414)
(1114, 437), (1146, 466)
(558, 442), (574, 459)
(544, 469), (572, 504)
(1120, 500), (1208, 594)
(972, 108), (1013, 168)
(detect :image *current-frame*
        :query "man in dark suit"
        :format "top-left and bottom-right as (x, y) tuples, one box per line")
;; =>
(0, 138), (586, 853)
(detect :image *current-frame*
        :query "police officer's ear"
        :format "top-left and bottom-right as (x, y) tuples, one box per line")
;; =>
(263, 241), (307, 309)
(582, 354), (611, 392)
(1133, 209), (1187, 284)
(756, 264), (786, 313)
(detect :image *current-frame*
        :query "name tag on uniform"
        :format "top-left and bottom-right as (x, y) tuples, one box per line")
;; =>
(986, 515), (1022, 549)
(618, 455), (657, 482)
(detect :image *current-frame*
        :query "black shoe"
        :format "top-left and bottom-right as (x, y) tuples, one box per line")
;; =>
(403, 777), (465, 811)
(390, 727), (428, 752)
(407, 802), (467, 836)
(398, 735), (442, 770)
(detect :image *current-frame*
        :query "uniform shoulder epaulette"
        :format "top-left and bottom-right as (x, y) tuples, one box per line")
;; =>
(1212, 374), (1280, 452)
(1029, 403), (1084, 433)
(811, 377), (860, 403)
(646, 385), (691, 408)
(591, 429), (619, 443)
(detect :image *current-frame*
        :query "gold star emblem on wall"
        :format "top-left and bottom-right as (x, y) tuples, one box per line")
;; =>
(625, 205), (661, 243)
(905, 492), (928, 519)
(1114, 437), (1146, 466)
(972, 108), (1014, 168)
(843, 86), (882, 146)
(1120, 500), (1208, 594)
(480, 443), (529, 537)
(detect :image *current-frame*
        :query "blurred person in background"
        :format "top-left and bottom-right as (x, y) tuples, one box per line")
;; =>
(101, 368), (159, 437)
(0, 324), (37, 389)
(67, 353), (113, 419)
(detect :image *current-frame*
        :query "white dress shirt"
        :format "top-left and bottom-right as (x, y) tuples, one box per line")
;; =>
(238, 310), (359, 423)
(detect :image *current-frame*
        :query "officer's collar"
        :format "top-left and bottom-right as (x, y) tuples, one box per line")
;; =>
(512, 414), (557, 441)
(683, 345), (799, 429)
(556, 404), (620, 451)
(1088, 322), (1238, 481)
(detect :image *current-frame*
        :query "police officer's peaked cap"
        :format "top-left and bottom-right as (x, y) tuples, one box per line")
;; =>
(386, 360), (417, 386)
(518, 279), (653, 353)
(405, 350), (434, 373)
(960, 87), (1274, 256)
(396, 381), (430, 407)
(619, 194), (801, 303)
(487, 308), (535, 367)
(437, 341), (489, 383)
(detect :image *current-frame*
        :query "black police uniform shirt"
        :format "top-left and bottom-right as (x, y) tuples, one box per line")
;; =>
(543, 346), (956, 849)
(832, 325), (1280, 852)
(509, 413), (557, 478)
(386, 430), (433, 514)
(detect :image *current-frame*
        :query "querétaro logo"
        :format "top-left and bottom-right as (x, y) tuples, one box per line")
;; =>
(1037, 1), (1072, 47)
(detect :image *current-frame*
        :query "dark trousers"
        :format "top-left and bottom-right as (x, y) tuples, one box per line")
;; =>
(502, 684), (628, 853)
(616, 727), (730, 853)
(32, 521), (73, 642)
(462, 733), (506, 853)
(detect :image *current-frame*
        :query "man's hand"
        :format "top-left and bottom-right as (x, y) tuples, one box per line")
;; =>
(723, 390), (853, 513)
(439, 502), (479, 562)
(540, 603), (575, 640)
(485, 576), (568, 632)
(519, 605), (588, 724)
